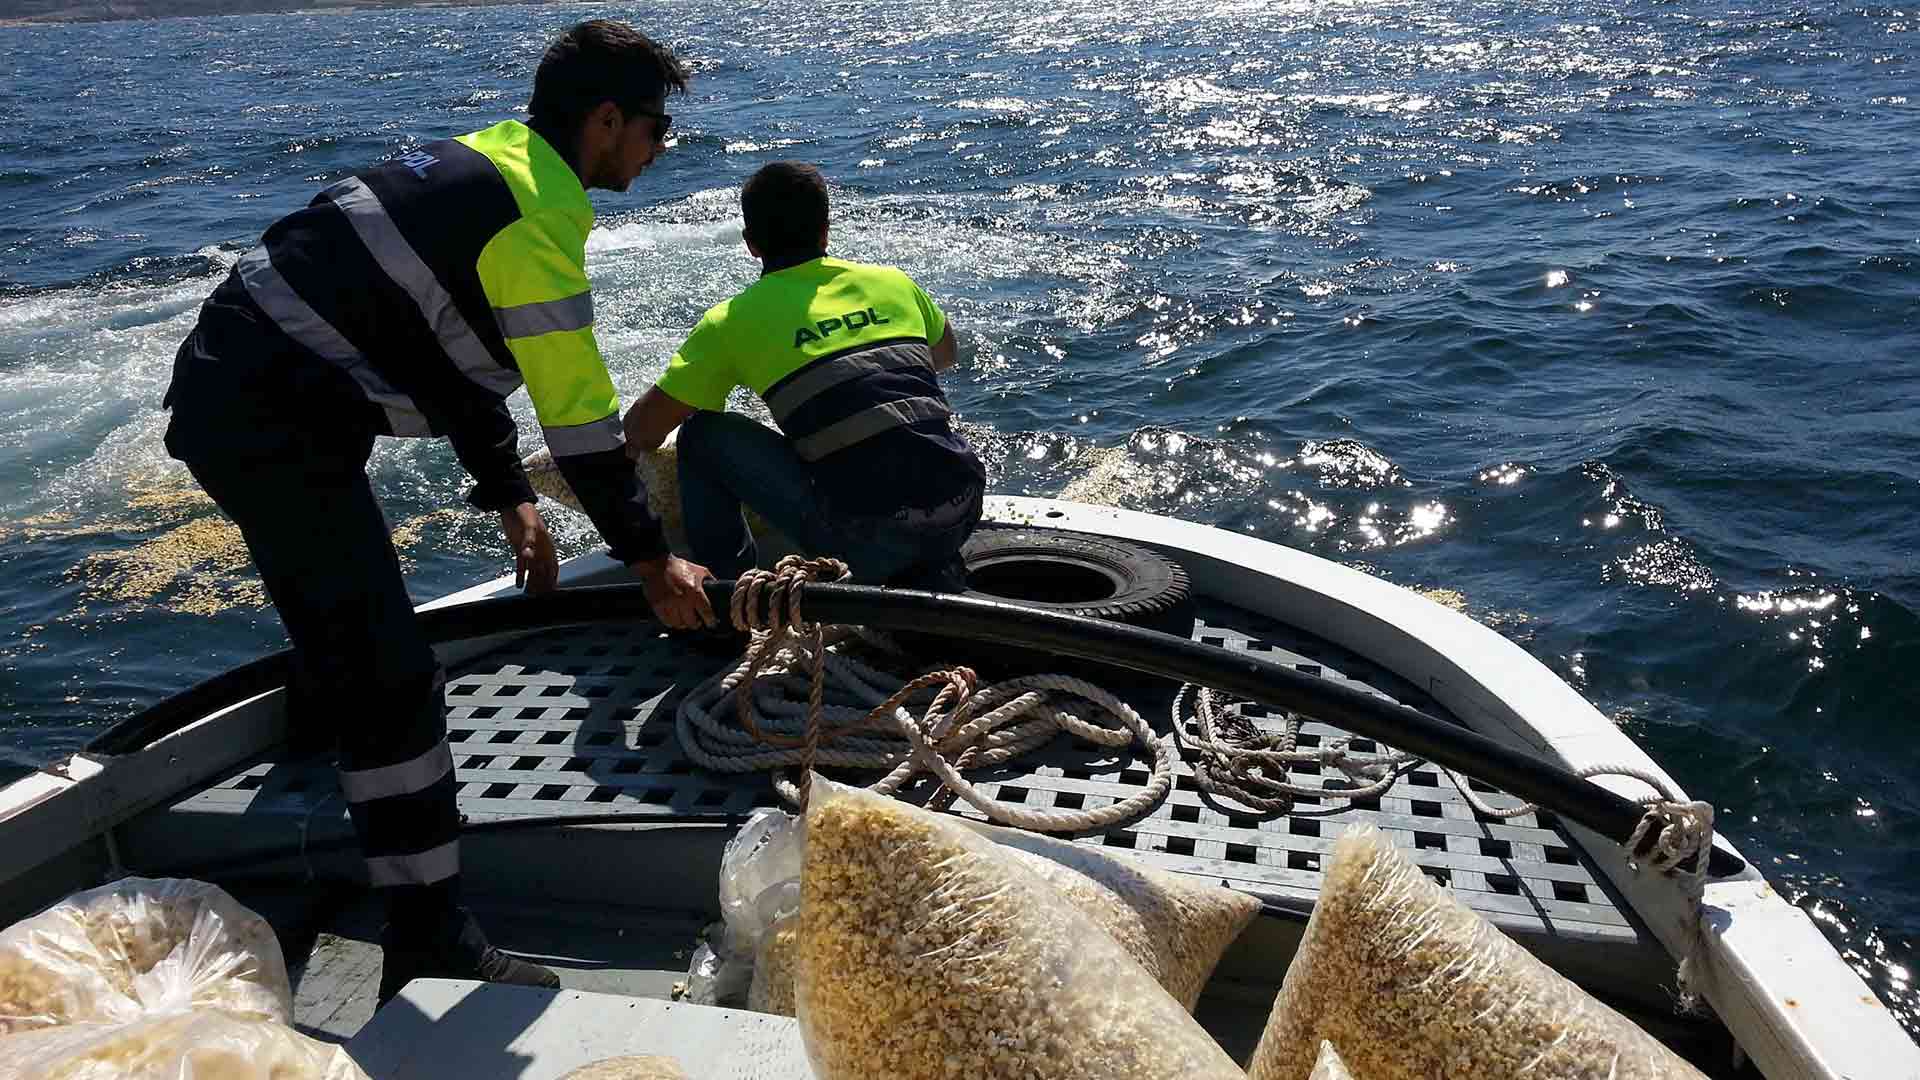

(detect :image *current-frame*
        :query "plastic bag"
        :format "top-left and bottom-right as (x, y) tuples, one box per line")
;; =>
(740, 813), (1260, 1017)
(559, 1056), (688, 1079)
(0, 878), (291, 1035)
(793, 777), (1244, 1079)
(1245, 826), (1706, 1080)
(744, 911), (797, 1016)
(1309, 1040), (1354, 1080)
(0, 1009), (368, 1079)
(970, 821), (1260, 1010)
(688, 809), (804, 1007)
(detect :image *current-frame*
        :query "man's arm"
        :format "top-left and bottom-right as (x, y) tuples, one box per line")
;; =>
(930, 325), (958, 373)
(445, 395), (537, 512)
(624, 385), (700, 453)
(478, 212), (668, 565)
(476, 212), (716, 626)
(443, 395), (557, 593)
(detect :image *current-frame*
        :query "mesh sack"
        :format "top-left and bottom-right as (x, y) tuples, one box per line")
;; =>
(525, 443), (688, 554)
(747, 819), (1261, 1016)
(0, 1009), (367, 1079)
(1309, 1040), (1354, 1080)
(0, 878), (291, 1035)
(1245, 826), (1706, 1080)
(525, 440), (778, 558)
(793, 778), (1245, 1080)
(558, 1056), (688, 1079)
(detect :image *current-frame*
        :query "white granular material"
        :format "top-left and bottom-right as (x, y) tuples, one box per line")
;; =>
(558, 1056), (689, 1080)
(525, 444), (688, 553)
(1309, 1040), (1354, 1080)
(525, 442), (781, 557)
(0, 878), (291, 1035)
(1245, 826), (1707, 1080)
(747, 822), (1260, 1017)
(793, 779), (1245, 1080)
(0, 1009), (368, 1079)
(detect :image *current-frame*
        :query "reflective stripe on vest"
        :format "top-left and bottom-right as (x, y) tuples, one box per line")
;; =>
(542, 414), (624, 455)
(763, 339), (932, 428)
(325, 178), (523, 399)
(235, 246), (432, 436)
(495, 292), (594, 339)
(791, 395), (952, 462)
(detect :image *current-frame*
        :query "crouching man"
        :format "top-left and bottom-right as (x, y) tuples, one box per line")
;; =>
(623, 162), (984, 588)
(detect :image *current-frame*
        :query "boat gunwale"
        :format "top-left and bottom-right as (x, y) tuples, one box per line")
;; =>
(1, 494), (1912, 1078)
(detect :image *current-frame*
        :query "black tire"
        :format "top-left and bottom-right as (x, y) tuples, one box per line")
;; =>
(958, 526), (1194, 639)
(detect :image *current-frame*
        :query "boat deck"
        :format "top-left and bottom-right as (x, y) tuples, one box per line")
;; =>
(119, 595), (1682, 1049)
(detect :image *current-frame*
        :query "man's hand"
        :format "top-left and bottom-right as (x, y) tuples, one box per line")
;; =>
(500, 502), (559, 594)
(931, 325), (959, 372)
(631, 553), (718, 629)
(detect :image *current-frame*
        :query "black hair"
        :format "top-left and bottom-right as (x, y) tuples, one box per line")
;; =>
(742, 162), (830, 260)
(528, 20), (689, 142)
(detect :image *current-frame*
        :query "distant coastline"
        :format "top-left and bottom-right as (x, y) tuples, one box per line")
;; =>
(0, 0), (543, 27)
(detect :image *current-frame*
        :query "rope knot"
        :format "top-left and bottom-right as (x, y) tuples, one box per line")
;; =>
(1627, 798), (1717, 882)
(1626, 798), (1717, 1011)
(730, 555), (850, 635)
(725, 556), (852, 810)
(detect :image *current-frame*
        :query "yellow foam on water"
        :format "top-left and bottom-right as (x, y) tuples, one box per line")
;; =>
(1414, 586), (1468, 611)
(1057, 445), (1136, 507)
(69, 516), (264, 616)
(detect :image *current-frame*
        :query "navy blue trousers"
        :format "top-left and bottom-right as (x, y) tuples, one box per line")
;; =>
(177, 427), (461, 928)
(676, 410), (979, 586)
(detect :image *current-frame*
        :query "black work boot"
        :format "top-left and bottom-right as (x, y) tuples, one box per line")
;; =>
(376, 908), (560, 1007)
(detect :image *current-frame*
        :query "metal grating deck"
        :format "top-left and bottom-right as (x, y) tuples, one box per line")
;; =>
(172, 598), (1643, 951)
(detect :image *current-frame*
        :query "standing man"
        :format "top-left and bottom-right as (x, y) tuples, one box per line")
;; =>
(162, 20), (716, 1003)
(623, 162), (984, 589)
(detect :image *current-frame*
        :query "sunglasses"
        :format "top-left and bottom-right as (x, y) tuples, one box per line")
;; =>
(631, 108), (673, 143)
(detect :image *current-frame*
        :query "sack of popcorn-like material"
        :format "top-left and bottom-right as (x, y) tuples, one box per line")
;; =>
(1245, 827), (1706, 1080)
(526, 440), (782, 558)
(793, 778), (1244, 1080)
(0, 878), (291, 1035)
(0, 1010), (367, 1080)
(1309, 1040), (1355, 1080)
(559, 1056), (689, 1080)
(740, 811), (1260, 1018)
(970, 820), (1261, 1011)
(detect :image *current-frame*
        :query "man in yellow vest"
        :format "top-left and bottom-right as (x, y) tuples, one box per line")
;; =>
(161, 21), (714, 1002)
(624, 162), (985, 592)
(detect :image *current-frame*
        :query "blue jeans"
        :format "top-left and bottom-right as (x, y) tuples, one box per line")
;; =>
(677, 411), (980, 587)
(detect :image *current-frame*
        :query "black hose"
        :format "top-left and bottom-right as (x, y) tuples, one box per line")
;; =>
(88, 580), (1742, 876)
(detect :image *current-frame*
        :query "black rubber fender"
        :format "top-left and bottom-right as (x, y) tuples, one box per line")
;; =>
(958, 525), (1195, 638)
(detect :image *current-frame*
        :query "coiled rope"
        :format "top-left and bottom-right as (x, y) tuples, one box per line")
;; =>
(675, 555), (1178, 831)
(1175, 683), (1717, 1004)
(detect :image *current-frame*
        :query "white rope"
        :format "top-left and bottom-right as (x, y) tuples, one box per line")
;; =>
(1173, 684), (1422, 812)
(1178, 687), (1715, 868)
(1178, 684), (1719, 1009)
(675, 556), (1177, 833)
